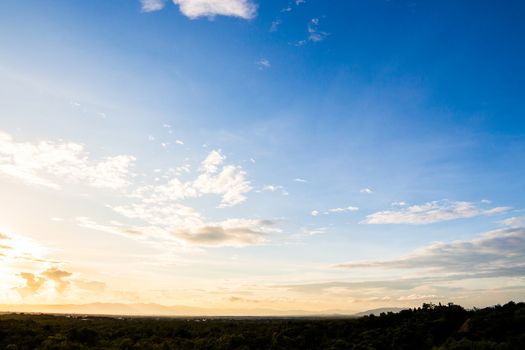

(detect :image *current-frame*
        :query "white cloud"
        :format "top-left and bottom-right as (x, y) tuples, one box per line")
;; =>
(360, 188), (373, 194)
(173, 0), (256, 19)
(259, 184), (288, 196)
(310, 206), (359, 216)
(500, 216), (525, 228)
(193, 164), (251, 207)
(328, 206), (359, 213)
(175, 139), (184, 145)
(362, 200), (511, 225)
(140, 0), (166, 12)
(201, 149), (225, 173)
(0, 131), (135, 190)
(130, 149), (250, 208)
(294, 178), (307, 183)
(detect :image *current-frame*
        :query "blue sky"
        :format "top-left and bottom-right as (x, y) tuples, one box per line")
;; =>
(0, 0), (524, 314)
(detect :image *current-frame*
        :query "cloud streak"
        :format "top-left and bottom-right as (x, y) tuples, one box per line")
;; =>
(334, 226), (525, 281)
(362, 200), (510, 224)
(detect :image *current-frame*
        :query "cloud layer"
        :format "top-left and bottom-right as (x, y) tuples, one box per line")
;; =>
(335, 226), (525, 281)
(362, 200), (510, 224)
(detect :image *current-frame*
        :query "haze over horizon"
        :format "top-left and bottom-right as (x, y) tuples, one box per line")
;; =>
(1, 0), (525, 316)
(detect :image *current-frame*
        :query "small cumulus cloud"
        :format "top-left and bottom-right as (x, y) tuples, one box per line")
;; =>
(311, 210), (319, 216)
(258, 184), (288, 196)
(173, 0), (256, 19)
(41, 267), (73, 293)
(294, 178), (307, 183)
(360, 188), (373, 194)
(17, 273), (47, 297)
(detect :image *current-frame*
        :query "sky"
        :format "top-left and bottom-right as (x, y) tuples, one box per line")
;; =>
(0, 0), (525, 315)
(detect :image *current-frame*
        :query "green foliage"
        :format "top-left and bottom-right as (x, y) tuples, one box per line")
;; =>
(0, 302), (523, 349)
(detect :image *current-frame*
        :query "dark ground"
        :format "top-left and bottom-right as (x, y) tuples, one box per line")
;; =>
(1, 302), (524, 349)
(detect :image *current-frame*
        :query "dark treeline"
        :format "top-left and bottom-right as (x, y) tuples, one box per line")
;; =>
(1, 301), (524, 349)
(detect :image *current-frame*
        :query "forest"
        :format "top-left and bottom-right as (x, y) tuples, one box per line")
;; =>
(1, 301), (524, 349)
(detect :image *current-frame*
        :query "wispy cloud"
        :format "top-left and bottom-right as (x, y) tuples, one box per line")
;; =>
(172, 0), (256, 19)
(362, 199), (511, 224)
(269, 19), (281, 32)
(172, 219), (278, 247)
(256, 58), (271, 69)
(0, 130), (135, 190)
(307, 18), (328, 42)
(311, 206), (359, 216)
(328, 206), (359, 213)
(140, 0), (166, 12)
(360, 188), (373, 194)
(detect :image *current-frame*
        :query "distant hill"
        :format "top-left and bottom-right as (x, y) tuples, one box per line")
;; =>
(0, 302), (327, 317)
(353, 307), (406, 317)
